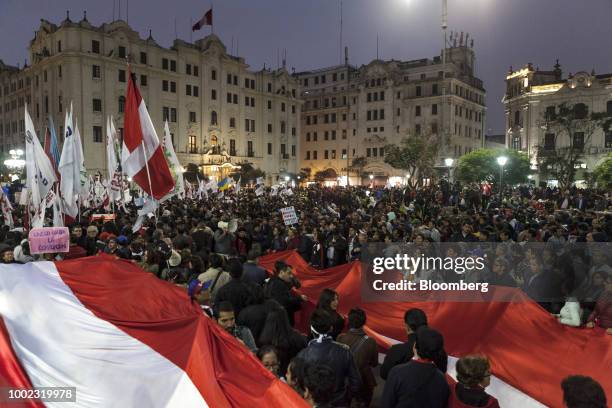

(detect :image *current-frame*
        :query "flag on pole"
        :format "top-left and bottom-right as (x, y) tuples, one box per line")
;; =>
(160, 120), (185, 202)
(24, 103), (57, 214)
(106, 116), (123, 202)
(43, 115), (61, 174)
(234, 177), (241, 194)
(122, 68), (175, 200)
(192, 8), (212, 31)
(217, 177), (232, 192)
(58, 104), (81, 218)
(0, 188), (14, 229)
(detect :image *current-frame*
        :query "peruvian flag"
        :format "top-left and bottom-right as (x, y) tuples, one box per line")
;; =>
(192, 8), (212, 31)
(121, 68), (175, 200)
(0, 257), (307, 407)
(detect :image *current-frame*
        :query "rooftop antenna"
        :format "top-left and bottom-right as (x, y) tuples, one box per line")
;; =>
(340, 0), (343, 65)
(376, 33), (379, 60)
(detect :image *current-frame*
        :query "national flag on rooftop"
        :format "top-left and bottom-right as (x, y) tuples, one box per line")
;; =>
(192, 8), (213, 31)
(121, 68), (175, 200)
(0, 257), (307, 407)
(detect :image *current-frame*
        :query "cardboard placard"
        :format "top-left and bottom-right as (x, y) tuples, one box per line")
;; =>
(280, 206), (299, 226)
(28, 227), (70, 254)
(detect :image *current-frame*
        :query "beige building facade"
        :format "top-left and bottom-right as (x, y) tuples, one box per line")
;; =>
(503, 62), (612, 184)
(0, 15), (300, 184)
(296, 39), (486, 185)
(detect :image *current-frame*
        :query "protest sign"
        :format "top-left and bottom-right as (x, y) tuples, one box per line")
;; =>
(28, 227), (69, 254)
(280, 206), (299, 226)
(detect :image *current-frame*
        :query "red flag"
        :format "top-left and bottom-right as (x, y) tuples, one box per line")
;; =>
(192, 8), (212, 31)
(121, 68), (174, 200)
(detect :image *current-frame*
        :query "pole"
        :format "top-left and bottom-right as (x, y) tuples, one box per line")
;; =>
(499, 165), (503, 195)
(140, 140), (155, 201)
(339, 0), (343, 65)
(441, 0), (448, 156)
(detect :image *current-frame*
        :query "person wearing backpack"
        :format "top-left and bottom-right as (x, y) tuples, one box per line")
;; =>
(337, 308), (377, 408)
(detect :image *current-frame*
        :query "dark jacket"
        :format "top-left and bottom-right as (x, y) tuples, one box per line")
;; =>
(297, 337), (362, 407)
(237, 303), (268, 342)
(260, 329), (308, 376)
(382, 360), (450, 408)
(242, 262), (267, 286)
(214, 278), (255, 317)
(380, 333), (417, 380)
(264, 276), (302, 326)
(448, 383), (500, 408)
(337, 329), (378, 394)
(451, 232), (479, 242)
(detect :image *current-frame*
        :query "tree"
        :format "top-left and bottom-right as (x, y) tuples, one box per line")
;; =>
(536, 102), (612, 189)
(347, 156), (367, 180)
(299, 167), (311, 181)
(234, 162), (265, 185)
(384, 134), (439, 188)
(592, 153), (612, 190)
(314, 168), (337, 183)
(183, 163), (202, 183)
(455, 148), (530, 185)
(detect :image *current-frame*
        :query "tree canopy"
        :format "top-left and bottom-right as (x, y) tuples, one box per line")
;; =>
(384, 135), (439, 188)
(455, 148), (530, 185)
(592, 154), (612, 190)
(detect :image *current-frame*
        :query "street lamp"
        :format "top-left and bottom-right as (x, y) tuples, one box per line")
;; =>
(4, 149), (25, 171)
(497, 156), (508, 194)
(369, 174), (374, 180)
(444, 158), (454, 182)
(284, 175), (290, 182)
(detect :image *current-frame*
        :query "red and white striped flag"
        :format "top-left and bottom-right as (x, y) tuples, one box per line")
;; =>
(0, 257), (307, 407)
(121, 68), (175, 200)
(192, 8), (213, 31)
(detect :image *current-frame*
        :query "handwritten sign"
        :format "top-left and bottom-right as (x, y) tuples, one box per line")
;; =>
(280, 206), (299, 226)
(28, 227), (69, 254)
(91, 214), (117, 222)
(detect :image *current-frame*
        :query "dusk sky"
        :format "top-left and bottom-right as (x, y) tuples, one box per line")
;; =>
(1, 0), (611, 134)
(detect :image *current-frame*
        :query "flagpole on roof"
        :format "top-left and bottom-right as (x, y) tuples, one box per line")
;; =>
(211, 2), (214, 34)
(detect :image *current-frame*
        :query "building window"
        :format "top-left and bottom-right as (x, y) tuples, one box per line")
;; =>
(415, 124), (421, 135)
(324, 150), (329, 159)
(57, 65), (62, 78)
(189, 111), (196, 122)
(170, 108), (177, 122)
(233, 75), (238, 85)
(140, 52), (147, 65)
(229, 139), (236, 156)
(194, 66), (199, 77)
(118, 46), (126, 59)
(92, 40), (100, 54)
(189, 135), (197, 153)
(245, 119), (251, 132)
(194, 86), (199, 97)
(281, 103), (286, 112)
(92, 65), (101, 79)
(306, 151), (311, 160)
(313, 150), (318, 159)
(118, 96), (125, 113)
(325, 131), (329, 141)
(140, 75), (147, 86)
(432, 84), (438, 95)
(162, 80), (169, 92)
(186, 64), (192, 75)
(118, 69), (126, 82)
(248, 141), (254, 157)
(313, 132), (318, 141)
(230, 117), (236, 128)
(211, 111), (218, 126)
(432, 104), (438, 115)
(267, 100), (272, 110)
(544, 133), (555, 150)
(44, 96), (49, 113)
(267, 143), (272, 155)
(366, 148), (371, 157)
(432, 123), (438, 134)
(211, 89), (217, 100)
(211, 69), (216, 80)
(416, 86), (421, 97)
(607, 101), (612, 116)
(186, 85), (192, 96)
(170, 60), (176, 72)
(573, 132), (584, 150)
(268, 83), (272, 92)
(93, 99), (102, 112)
(605, 131), (612, 148)
(267, 123), (272, 133)
(292, 127), (296, 136)
(292, 105), (296, 114)
(93, 126), (103, 143)
(163, 107), (170, 121)
(281, 121), (286, 134)
(415, 106), (421, 116)
(170, 81), (176, 93)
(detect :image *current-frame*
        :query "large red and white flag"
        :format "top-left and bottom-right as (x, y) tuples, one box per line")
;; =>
(192, 8), (213, 31)
(121, 69), (174, 200)
(0, 257), (307, 408)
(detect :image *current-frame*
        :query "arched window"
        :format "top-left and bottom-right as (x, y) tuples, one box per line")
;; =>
(210, 110), (218, 126)
(229, 117), (236, 128)
(118, 96), (125, 113)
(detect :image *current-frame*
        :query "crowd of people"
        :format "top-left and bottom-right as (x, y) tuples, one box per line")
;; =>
(0, 181), (610, 407)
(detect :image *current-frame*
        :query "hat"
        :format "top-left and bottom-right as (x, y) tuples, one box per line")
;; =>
(217, 221), (228, 230)
(187, 279), (213, 297)
(168, 250), (182, 267)
(116, 235), (128, 245)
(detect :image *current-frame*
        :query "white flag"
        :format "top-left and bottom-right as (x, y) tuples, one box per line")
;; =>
(0, 188), (14, 229)
(106, 116), (122, 202)
(53, 194), (64, 227)
(58, 105), (79, 217)
(160, 121), (185, 202)
(24, 104), (57, 211)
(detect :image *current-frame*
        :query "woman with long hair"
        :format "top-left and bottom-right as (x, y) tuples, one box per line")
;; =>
(258, 308), (307, 376)
(316, 288), (345, 340)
